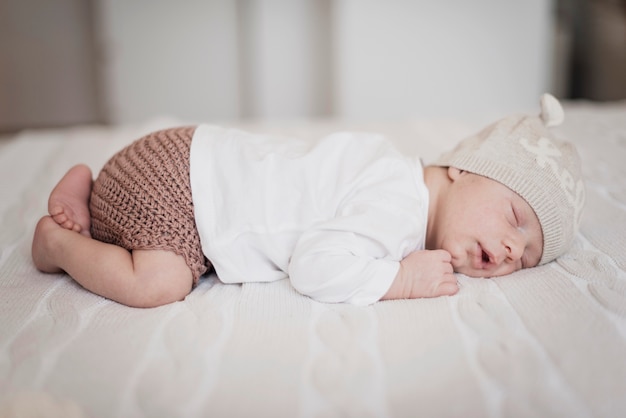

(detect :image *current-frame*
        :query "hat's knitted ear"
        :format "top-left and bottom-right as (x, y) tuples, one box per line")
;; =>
(540, 93), (564, 127)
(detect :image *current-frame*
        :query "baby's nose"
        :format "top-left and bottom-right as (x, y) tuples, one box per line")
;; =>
(504, 240), (524, 262)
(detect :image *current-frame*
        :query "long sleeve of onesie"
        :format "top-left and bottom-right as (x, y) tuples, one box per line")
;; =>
(189, 124), (429, 305)
(289, 197), (424, 305)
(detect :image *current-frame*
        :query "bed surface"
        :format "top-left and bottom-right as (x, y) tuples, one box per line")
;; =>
(1, 101), (625, 417)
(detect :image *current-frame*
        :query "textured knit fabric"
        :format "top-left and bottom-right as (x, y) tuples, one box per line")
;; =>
(90, 126), (209, 284)
(435, 94), (585, 264)
(190, 125), (429, 305)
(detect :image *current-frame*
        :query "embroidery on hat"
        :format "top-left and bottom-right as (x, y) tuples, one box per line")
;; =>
(520, 136), (585, 225)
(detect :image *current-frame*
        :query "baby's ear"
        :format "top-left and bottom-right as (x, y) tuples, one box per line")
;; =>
(447, 166), (463, 181)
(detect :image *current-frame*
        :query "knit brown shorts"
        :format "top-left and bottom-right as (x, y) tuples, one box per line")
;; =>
(89, 126), (210, 284)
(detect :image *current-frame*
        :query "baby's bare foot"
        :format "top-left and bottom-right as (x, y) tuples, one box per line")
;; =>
(48, 164), (93, 237)
(32, 216), (66, 273)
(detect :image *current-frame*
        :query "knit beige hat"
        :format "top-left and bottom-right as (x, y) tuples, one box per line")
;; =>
(435, 94), (585, 264)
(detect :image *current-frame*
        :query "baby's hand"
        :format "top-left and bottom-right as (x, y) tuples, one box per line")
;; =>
(381, 250), (458, 300)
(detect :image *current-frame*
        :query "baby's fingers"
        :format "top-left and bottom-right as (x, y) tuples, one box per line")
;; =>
(433, 279), (459, 297)
(432, 249), (452, 262)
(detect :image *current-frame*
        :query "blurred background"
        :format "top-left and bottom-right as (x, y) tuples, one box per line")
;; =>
(1, 0), (625, 131)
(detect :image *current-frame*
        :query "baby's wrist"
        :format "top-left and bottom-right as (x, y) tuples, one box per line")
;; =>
(382, 264), (410, 300)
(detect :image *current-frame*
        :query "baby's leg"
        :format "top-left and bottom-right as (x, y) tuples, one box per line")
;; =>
(48, 164), (93, 237)
(32, 217), (193, 308)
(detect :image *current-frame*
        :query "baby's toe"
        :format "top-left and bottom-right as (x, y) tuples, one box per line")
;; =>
(61, 219), (74, 230)
(49, 205), (64, 216)
(51, 212), (67, 224)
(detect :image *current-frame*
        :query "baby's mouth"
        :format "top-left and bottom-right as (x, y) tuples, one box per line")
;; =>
(471, 244), (490, 270)
(478, 244), (494, 268)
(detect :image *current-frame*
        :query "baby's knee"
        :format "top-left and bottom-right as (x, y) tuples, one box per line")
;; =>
(129, 276), (192, 308)
(129, 250), (194, 308)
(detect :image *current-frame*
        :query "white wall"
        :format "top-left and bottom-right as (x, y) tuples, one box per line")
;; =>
(238, 0), (332, 119)
(97, 0), (554, 123)
(96, 0), (240, 124)
(97, 0), (333, 123)
(1, 0), (556, 127)
(333, 0), (553, 120)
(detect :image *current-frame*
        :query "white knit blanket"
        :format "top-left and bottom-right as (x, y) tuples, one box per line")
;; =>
(1, 103), (625, 418)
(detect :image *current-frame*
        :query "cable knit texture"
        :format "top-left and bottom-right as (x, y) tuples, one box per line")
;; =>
(1, 106), (626, 417)
(89, 126), (209, 283)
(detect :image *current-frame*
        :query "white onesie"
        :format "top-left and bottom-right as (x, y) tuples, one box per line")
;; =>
(190, 125), (429, 305)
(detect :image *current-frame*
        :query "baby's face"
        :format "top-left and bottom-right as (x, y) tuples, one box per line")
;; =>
(435, 169), (543, 277)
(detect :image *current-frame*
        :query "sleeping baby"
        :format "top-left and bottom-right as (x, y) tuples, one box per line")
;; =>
(32, 94), (585, 307)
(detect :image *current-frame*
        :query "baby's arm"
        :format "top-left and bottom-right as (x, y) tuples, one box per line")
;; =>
(381, 250), (458, 300)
